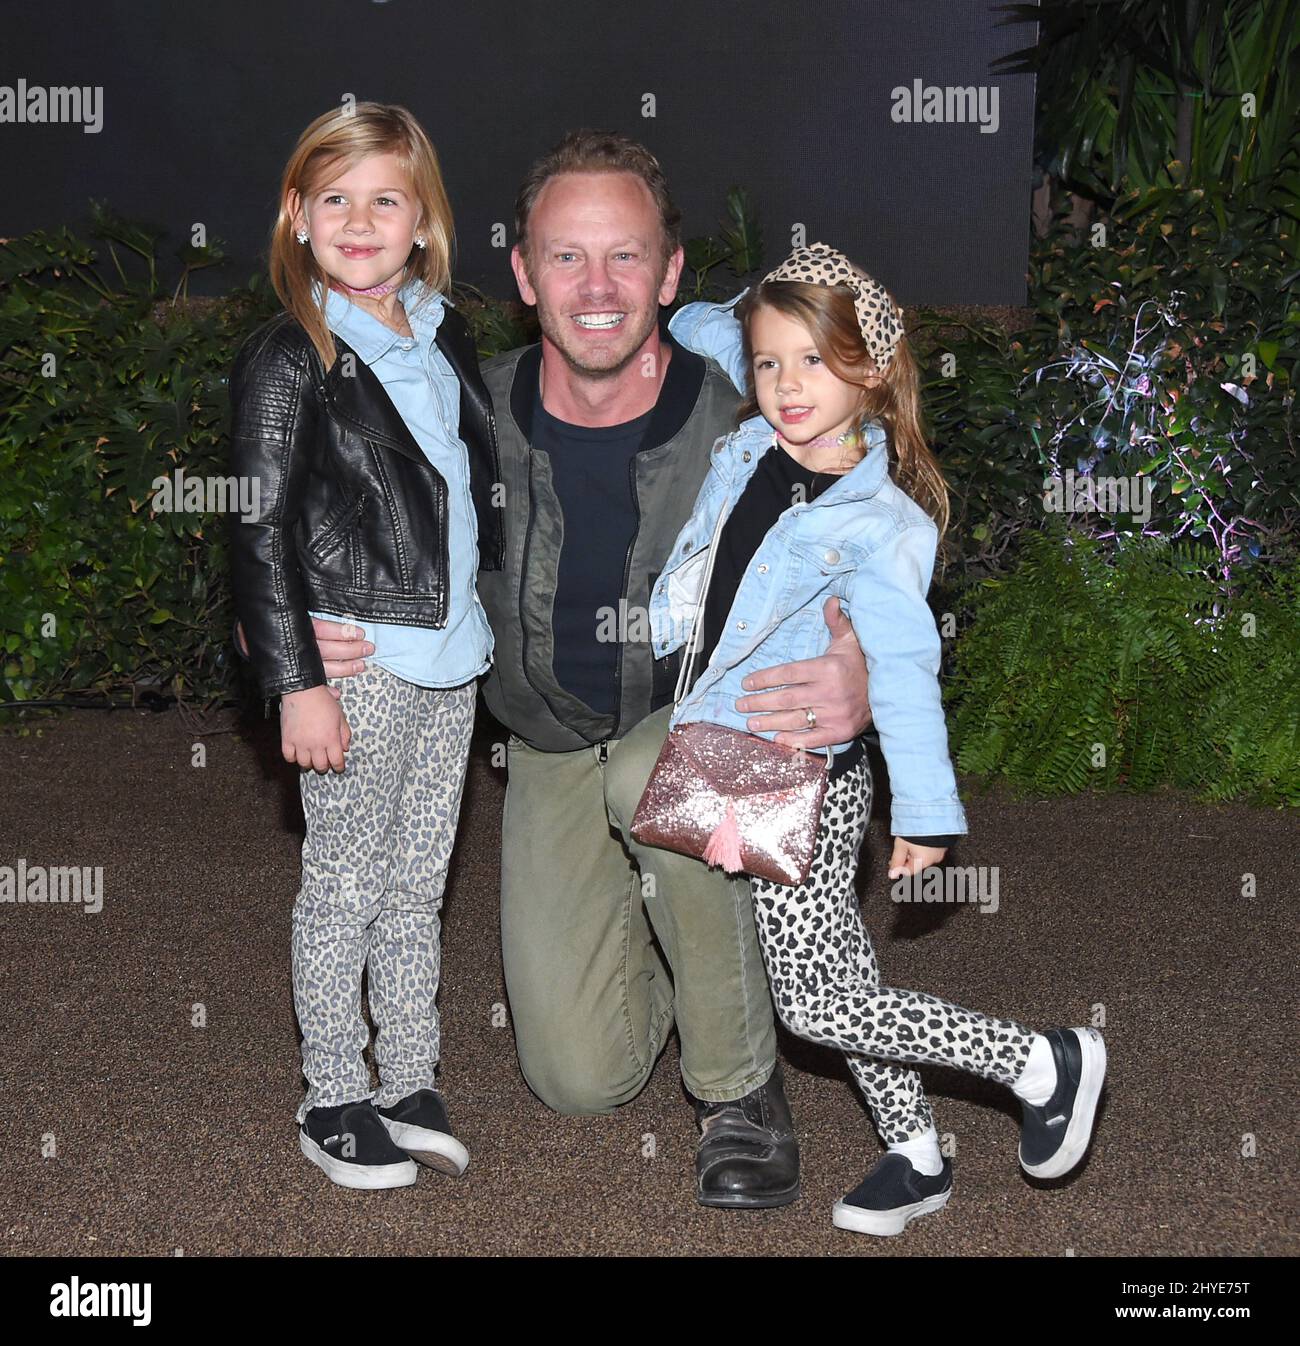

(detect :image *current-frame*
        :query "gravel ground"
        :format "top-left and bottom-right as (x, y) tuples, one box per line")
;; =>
(0, 704), (1296, 1258)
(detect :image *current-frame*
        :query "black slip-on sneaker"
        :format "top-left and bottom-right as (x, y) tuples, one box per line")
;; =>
(375, 1088), (469, 1176)
(299, 1100), (418, 1190)
(1019, 1026), (1107, 1180)
(832, 1153), (953, 1236)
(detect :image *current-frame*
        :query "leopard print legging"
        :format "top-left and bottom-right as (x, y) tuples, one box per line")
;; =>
(292, 665), (476, 1123)
(749, 755), (1036, 1144)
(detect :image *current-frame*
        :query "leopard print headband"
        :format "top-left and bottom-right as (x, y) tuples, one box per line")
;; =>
(761, 242), (904, 371)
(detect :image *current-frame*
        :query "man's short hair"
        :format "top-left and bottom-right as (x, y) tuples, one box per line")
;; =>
(514, 128), (683, 271)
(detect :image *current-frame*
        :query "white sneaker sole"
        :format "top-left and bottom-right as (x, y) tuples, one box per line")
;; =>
(299, 1131), (418, 1190)
(377, 1115), (470, 1176)
(832, 1186), (952, 1236)
(1021, 1027), (1107, 1180)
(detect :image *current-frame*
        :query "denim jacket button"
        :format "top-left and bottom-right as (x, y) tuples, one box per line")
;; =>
(742, 450), (752, 462)
(757, 563), (768, 574)
(824, 549), (840, 565)
(683, 541), (693, 553)
(736, 620), (748, 631)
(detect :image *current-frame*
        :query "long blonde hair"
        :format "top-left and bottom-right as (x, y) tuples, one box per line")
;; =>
(733, 281), (949, 537)
(268, 102), (455, 368)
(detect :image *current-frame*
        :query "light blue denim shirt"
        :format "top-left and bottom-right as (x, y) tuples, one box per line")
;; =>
(309, 278), (493, 688)
(654, 299), (967, 837)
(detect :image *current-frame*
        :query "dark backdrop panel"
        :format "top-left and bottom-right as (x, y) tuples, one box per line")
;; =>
(9, 0), (1037, 304)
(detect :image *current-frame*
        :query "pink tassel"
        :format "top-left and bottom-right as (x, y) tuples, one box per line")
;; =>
(702, 801), (744, 872)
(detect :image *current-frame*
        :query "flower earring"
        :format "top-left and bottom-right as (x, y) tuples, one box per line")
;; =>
(414, 237), (427, 250)
(296, 229), (309, 244)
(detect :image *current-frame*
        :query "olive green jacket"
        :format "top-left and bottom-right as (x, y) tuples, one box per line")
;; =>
(476, 332), (742, 752)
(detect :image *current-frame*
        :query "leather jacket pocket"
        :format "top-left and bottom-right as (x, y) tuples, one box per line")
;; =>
(307, 492), (367, 562)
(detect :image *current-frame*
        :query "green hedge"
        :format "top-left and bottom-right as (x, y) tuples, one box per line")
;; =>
(945, 527), (1300, 805)
(0, 222), (274, 706)
(3, 195), (1296, 807)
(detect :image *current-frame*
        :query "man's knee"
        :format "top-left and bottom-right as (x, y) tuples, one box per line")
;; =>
(518, 1052), (645, 1117)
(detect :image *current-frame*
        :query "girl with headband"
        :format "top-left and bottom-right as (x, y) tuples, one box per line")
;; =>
(647, 243), (1106, 1236)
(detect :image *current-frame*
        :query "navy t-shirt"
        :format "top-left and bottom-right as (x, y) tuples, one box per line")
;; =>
(531, 394), (654, 718)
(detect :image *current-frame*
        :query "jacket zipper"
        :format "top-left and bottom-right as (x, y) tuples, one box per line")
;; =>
(306, 492), (367, 561)
(483, 400), (506, 571)
(364, 438), (449, 628)
(517, 449), (627, 749)
(608, 451), (642, 741)
(433, 468), (449, 627)
(516, 458), (547, 709)
(672, 480), (736, 709)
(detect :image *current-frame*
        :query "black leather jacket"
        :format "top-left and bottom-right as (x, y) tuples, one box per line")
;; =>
(227, 306), (503, 698)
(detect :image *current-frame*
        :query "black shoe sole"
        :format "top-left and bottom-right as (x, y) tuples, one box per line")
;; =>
(696, 1182), (801, 1210)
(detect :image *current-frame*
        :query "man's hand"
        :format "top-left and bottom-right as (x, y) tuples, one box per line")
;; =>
(234, 618), (373, 703)
(280, 684), (352, 773)
(735, 596), (872, 749)
(312, 617), (373, 684)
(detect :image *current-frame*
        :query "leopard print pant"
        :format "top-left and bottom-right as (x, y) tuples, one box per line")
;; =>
(750, 755), (1035, 1144)
(292, 665), (475, 1122)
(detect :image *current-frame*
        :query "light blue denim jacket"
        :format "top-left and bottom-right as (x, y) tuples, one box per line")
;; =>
(651, 300), (967, 837)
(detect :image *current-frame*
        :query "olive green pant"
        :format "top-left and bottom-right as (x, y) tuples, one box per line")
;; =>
(500, 703), (777, 1112)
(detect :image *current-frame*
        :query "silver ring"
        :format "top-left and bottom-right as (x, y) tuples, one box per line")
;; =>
(804, 707), (817, 728)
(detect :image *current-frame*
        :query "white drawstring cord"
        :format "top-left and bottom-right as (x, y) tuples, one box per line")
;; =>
(673, 484), (734, 709)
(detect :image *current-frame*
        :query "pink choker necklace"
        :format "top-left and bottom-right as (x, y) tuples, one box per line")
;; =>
(336, 279), (402, 297)
(777, 428), (861, 451)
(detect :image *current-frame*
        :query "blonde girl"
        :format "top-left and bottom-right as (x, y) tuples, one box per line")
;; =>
(229, 104), (502, 1189)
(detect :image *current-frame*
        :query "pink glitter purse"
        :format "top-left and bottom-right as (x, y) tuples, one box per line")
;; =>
(631, 720), (829, 885)
(631, 521), (829, 887)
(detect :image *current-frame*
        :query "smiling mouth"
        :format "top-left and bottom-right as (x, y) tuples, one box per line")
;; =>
(338, 244), (380, 256)
(571, 312), (627, 330)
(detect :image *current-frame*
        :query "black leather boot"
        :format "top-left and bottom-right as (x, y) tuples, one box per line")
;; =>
(694, 1063), (800, 1208)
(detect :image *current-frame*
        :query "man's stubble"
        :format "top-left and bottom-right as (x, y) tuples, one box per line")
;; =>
(526, 257), (669, 383)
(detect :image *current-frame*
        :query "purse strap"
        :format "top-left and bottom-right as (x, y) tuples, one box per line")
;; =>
(673, 486), (734, 709)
